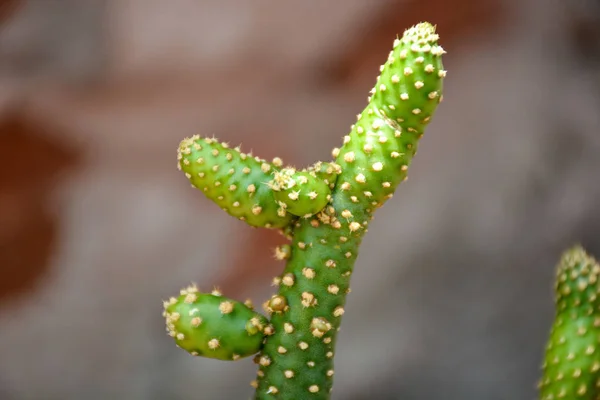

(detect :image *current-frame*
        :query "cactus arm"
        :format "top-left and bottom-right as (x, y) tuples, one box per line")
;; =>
(252, 22), (444, 399)
(539, 246), (600, 399)
(163, 285), (269, 361)
(253, 216), (363, 398)
(178, 136), (296, 229)
(333, 22), (445, 209)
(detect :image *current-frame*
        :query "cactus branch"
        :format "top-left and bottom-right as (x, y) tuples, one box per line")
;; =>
(178, 137), (296, 229)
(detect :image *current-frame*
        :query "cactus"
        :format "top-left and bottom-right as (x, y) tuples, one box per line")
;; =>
(165, 22), (445, 399)
(539, 246), (600, 400)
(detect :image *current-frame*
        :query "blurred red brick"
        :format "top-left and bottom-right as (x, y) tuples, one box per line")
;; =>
(0, 110), (81, 304)
(0, 0), (20, 23)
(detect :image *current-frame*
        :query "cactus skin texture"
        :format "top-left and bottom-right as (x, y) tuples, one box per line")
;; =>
(539, 246), (600, 400)
(167, 22), (445, 399)
(163, 285), (269, 361)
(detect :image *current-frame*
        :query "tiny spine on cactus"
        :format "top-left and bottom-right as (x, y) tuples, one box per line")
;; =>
(167, 22), (445, 400)
(539, 246), (600, 400)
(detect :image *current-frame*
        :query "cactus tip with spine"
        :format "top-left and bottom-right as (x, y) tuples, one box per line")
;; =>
(539, 245), (600, 400)
(166, 21), (445, 399)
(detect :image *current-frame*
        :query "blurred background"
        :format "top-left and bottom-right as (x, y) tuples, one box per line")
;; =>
(1, 0), (599, 399)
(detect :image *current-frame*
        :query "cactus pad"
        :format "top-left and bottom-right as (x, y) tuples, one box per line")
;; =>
(163, 285), (269, 360)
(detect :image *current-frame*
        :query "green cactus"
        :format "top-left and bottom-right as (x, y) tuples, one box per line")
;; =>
(539, 246), (600, 400)
(165, 22), (445, 399)
(163, 284), (269, 360)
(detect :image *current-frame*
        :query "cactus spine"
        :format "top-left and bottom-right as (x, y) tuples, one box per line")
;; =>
(166, 22), (445, 399)
(539, 246), (600, 399)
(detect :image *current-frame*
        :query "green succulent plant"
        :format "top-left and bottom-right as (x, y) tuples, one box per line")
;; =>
(166, 22), (446, 399)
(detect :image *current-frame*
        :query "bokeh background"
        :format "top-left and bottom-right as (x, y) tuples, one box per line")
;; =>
(1, 0), (599, 399)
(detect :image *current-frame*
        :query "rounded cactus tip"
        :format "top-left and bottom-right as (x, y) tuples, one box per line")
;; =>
(163, 284), (269, 360)
(554, 245), (600, 310)
(268, 167), (331, 218)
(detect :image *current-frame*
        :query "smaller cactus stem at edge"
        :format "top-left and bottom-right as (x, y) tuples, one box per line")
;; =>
(539, 246), (600, 400)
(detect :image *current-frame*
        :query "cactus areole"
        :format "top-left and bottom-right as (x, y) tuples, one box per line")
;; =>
(165, 22), (445, 399)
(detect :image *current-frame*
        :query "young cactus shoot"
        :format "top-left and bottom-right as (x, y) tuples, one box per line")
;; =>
(166, 22), (445, 399)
